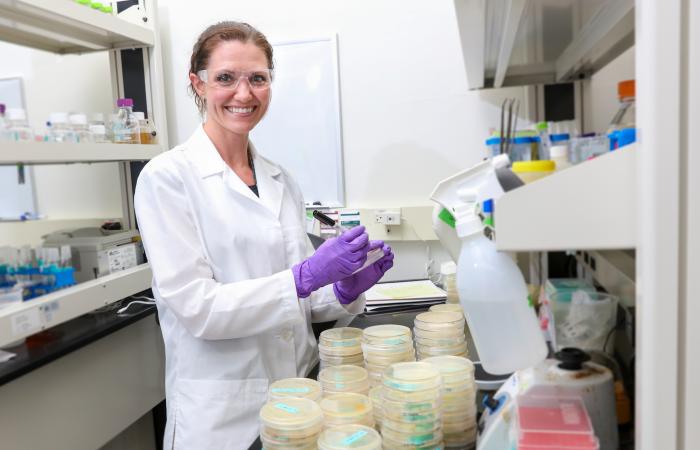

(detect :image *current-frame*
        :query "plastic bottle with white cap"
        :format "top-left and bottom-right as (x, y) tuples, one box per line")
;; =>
(550, 145), (572, 171)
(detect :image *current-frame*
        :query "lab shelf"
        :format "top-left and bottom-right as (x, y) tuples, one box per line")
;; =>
(0, 0), (154, 54)
(495, 144), (636, 251)
(0, 263), (152, 348)
(454, 0), (634, 89)
(0, 141), (165, 165)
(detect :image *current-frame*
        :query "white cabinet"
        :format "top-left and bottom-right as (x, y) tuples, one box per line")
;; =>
(0, 1), (167, 347)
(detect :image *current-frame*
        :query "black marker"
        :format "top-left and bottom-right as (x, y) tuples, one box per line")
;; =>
(312, 210), (341, 229)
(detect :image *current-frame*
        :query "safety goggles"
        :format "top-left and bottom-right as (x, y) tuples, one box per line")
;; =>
(197, 69), (274, 91)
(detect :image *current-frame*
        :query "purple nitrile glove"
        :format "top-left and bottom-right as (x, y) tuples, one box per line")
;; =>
(292, 226), (370, 298)
(333, 240), (395, 305)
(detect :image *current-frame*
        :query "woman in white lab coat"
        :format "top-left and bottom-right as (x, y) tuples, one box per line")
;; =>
(134, 22), (394, 450)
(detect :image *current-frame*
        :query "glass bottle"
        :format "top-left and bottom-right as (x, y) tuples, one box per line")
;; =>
(113, 98), (140, 144)
(6, 108), (34, 141)
(134, 111), (157, 144)
(48, 112), (76, 143)
(69, 113), (91, 143)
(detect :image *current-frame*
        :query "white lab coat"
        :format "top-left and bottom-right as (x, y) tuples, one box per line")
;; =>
(134, 125), (365, 450)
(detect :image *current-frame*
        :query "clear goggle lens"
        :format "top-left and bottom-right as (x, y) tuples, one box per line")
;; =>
(197, 69), (273, 90)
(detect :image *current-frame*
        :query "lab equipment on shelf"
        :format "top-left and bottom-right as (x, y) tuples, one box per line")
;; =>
(69, 113), (91, 143)
(6, 108), (34, 141)
(549, 291), (619, 353)
(0, 245), (76, 302)
(134, 111), (158, 144)
(550, 144), (572, 171)
(112, 98), (140, 144)
(47, 112), (76, 143)
(569, 134), (609, 163)
(511, 160), (556, 184)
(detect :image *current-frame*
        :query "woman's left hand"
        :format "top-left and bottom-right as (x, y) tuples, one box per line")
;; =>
(333, 241), (394, 304)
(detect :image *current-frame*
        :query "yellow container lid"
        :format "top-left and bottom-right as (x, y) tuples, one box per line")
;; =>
(318, 424), (382, 450)
(511, 160), (556, 173)
(269, 377), (323, 402)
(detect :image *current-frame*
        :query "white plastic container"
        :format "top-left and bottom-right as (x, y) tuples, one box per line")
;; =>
(6, 108), (34, 141)
(457, 226), (547, 375)
(69, 113), (91, 143)
(550, 145), (572, 171)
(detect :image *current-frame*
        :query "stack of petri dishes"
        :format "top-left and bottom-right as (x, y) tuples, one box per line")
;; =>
(320, 393), (376, 429)
(260, 397), (324, 450)
(268, 377), (323, 403)
(414, 311), (468, 360)
(319, 365), (371, 396)
(380, 362), (444, 449)
(317, 424), (383, 450)
(429, 303), (463, 314)
(423, 356), (477, 449)
(368, 385), (384, 431)
(319, 327), (365, 369)
(362, 325), (415, 386)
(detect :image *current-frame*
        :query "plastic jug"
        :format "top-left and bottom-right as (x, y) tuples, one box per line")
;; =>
(456, 229), (547, 375)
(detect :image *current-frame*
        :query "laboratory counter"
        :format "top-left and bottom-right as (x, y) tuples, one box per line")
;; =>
(0, 292), (157, 386)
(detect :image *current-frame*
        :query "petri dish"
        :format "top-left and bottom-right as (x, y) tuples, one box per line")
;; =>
(414, 334), (466, 348)
(383, 362), (443, 392)
(421, 356), (474, 379)
(381, 416), (441, 434)
(413, 326), (464, 341)
(429, 304), (463, 314)
(381, 425), (444, 447)
(261, 426), (321, 447)
(319, 365), (370, 393)
(260, 397), (324, 429)
(381, 397), (442, 422)
(320, 393), (374, 423)
(318, 424), (382, 450)
(414, 312), (465, 331)
(362, 325), (412, 346)
(320, 327), (364, 348)
(269, 377), (323, 403)
(416, 342), (468, 357)
(320, 343), (364, 358)
(381, 435), (444, 450)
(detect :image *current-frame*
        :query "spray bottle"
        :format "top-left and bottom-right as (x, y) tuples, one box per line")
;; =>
(431, 155), (547, 374)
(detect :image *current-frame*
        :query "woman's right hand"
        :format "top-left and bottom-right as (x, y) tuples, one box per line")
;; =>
(292, 226), (370, 298)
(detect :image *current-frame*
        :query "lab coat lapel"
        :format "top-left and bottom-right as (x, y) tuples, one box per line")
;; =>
(252, 147), (284, 220)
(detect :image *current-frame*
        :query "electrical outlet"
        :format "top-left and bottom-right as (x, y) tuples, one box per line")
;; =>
(374, 209), (401, 225)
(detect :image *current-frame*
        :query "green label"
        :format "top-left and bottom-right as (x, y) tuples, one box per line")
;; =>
(408, 432), (436, 445)
(271, 387), (310, 394)
(438, 208), (456, 228)
(274, 403), (299, 414)
(342, 430), (368, 445)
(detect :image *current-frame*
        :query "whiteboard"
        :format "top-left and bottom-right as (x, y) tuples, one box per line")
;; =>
(251, 36), (345, 207)
(0, 77), (37, 220)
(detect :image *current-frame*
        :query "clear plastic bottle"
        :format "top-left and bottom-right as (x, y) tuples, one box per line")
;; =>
(69, 113), (91, 143)
(550, 145), (572, 171)
(88, 113), (109, 143)
(607, 80), (636, 150)
(6, 108), (34, 141)
(48, 112), (76, 143)
(455, 193), (547, 375)
(112, 98), (140, 144)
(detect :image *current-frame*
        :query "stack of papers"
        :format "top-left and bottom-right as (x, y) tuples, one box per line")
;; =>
(364, 280), (446, 314)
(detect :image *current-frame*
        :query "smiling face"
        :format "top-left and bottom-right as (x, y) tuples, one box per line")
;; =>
(190, 40), (271, 139)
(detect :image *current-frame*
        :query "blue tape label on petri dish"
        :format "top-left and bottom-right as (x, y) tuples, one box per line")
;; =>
(274, 403), (300, 414)
(331, 341), (358, 347)
(342, 430), (368, 445)
(408, 432), (435, 445)
(270, 387), (311, 393)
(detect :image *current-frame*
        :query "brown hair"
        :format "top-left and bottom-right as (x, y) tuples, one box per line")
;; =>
(188, 21), (274, 114)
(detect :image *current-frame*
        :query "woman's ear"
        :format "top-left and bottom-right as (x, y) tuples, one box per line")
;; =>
(189, 72), (205, 98)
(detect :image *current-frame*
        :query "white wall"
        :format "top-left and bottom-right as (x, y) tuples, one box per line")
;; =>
(156, 0), (530, 280)
(0, 42), (123, 224)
